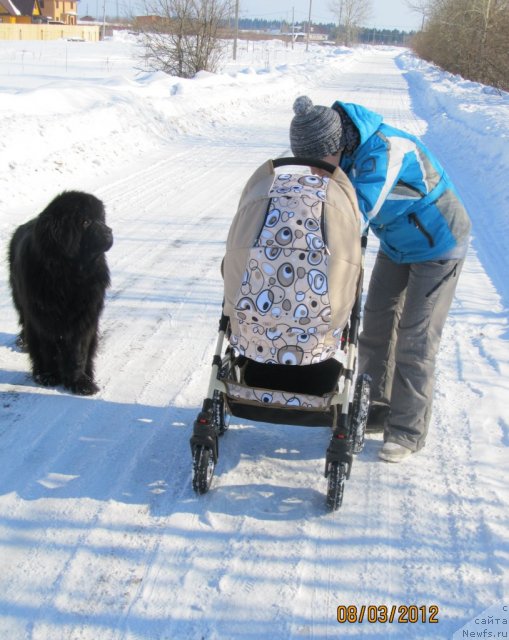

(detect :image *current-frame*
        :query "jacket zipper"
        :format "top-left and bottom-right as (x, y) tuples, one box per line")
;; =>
(409, 213), (434, 247)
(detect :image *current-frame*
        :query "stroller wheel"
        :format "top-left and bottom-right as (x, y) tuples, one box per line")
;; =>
(326, 461), (348, 511)
(350, 373), (371, 454)
(213, 390), (230, 436)
(192, 445), (215, 494)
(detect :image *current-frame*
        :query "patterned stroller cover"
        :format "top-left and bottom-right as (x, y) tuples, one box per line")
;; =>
(190, 160), (368, 504)
(223, 158), (362, 370)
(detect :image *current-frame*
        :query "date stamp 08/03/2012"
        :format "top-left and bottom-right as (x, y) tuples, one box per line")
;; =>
(337, 604), (440, 625)
(337, 602), (509, 638)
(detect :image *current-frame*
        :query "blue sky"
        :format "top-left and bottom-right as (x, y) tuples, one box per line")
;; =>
(239, 0), (422, 31)
(81, 0), (421, 32)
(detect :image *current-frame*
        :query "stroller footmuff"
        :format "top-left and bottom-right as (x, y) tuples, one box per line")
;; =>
(190, 157), (371, 511)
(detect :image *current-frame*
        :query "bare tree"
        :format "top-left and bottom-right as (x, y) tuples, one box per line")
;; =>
(329, 0), (372, 46)
(138, 0), (233, 78)
(405, 0), (433, 29)
(472, 0), (509, 80)
(412, 0), (509, 90)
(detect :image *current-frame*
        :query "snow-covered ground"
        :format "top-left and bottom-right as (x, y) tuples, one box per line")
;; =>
(0, 34), (508, 639)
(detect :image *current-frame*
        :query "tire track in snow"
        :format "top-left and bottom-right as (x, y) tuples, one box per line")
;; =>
(91, 147), (242, 401)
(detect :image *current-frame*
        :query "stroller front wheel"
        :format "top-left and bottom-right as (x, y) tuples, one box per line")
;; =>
(326, 461), (348, 511)
(192, 445), (216, 494)
(213, 390), (230, 436)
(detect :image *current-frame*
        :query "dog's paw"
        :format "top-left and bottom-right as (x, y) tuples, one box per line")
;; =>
(15, 333), (27, 351)
(67, 376), (99, 396)
(34, 371), (61, 387)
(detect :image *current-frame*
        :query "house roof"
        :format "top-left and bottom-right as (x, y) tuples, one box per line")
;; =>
(11, 0), (39, 15)
(0, 0), (21, 15)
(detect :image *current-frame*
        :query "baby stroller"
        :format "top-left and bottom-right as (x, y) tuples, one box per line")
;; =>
(190, 157), (370, 511)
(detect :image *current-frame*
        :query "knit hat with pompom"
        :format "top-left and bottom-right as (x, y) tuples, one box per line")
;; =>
(290, 95), (343, 158)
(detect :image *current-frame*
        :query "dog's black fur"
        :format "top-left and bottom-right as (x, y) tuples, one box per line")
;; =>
(8, 191), (113, 395)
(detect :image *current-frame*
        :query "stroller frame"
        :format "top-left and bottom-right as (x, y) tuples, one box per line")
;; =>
(190, 158), (371, 511)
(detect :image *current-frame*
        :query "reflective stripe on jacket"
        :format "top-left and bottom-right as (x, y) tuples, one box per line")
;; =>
(336, 101), (471, 263)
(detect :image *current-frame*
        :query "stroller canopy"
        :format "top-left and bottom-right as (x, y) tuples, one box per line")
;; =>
(223, 159), (362, 366)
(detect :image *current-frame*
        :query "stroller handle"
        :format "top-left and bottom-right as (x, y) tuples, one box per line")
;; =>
(273, 156), (338, 175)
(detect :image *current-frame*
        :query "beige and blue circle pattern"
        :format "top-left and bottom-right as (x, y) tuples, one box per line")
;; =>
(231, 173), (343, 365)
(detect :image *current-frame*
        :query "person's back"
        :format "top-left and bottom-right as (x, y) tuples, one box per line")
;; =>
(333, 101), (471, 263)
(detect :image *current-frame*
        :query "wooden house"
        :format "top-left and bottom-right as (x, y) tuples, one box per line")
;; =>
(38, 0), (78, 25)
(0, 0), (78, 24)
(0, 0), (23, 23)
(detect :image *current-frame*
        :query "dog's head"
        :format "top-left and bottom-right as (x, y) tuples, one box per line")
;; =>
(35, 191), (113, 261)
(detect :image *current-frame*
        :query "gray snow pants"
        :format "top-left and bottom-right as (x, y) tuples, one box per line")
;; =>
(358, 250), (464, 451)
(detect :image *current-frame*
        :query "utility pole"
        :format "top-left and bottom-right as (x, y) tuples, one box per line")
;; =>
(306, 0), (312, 52)
(336, 0), (344, 45)
(232, 0), (239, 61)
(101, 0), (106, 39)
(291, 6), (295, 50)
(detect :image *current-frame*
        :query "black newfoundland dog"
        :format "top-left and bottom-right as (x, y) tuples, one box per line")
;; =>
(8, 191), (113, 395)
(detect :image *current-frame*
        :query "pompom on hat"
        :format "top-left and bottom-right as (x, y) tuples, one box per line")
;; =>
(290, 95), (343, 158)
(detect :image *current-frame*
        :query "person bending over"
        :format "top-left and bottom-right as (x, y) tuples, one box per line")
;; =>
(289, 95), (471, 462)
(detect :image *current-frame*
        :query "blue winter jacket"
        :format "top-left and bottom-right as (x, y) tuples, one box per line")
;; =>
(335, 101), (471, 263)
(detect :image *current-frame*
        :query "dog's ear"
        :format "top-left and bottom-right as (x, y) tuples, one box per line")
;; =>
(34, 207), (57, 252)
(35, 196), (81, 258)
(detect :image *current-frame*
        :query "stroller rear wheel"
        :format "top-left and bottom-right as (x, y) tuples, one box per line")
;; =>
(192, 445), (215, 494)
(326, 461), (348, 511)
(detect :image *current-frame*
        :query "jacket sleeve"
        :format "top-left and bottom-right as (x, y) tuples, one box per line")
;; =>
(348, 132), (410, 224)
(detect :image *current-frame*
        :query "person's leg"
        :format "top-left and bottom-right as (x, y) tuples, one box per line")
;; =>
(358, 251), (409, 428)
(384, 258), (464, 452)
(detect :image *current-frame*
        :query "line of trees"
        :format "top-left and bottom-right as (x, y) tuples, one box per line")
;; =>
(236, 18), (413, 45)
(136, 0), (508, 91)
(409, 0), (509, 91)
(136, 0), (414, 77)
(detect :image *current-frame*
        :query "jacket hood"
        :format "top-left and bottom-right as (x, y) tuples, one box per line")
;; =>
(333, 101), (383, 146)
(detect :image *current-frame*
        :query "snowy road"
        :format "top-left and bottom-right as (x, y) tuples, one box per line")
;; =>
(0, 42), (508, 639)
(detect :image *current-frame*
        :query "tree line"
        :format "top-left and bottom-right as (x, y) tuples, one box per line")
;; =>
(236, 18), (413, 45)
(409, 0), (509, 91)
(136, 0), (508, 91)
